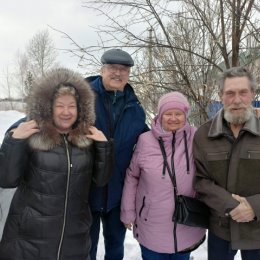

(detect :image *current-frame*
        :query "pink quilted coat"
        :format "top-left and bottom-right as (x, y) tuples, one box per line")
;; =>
(120, 116), (206, 253)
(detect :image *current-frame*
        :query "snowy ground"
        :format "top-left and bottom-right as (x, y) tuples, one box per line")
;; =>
(0, 110), (242, 259)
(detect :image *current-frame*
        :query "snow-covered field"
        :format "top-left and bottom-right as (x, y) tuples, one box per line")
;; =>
(0, 110), (242, 259)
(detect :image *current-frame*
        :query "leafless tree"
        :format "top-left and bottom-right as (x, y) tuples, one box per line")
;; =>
(0, 29), (59, 102)
(0, 67), (15, 109)
(11, 29), (59, 99)
(26, 29), (58, 78)
(57, 0), (259, 125)
(15, 51), (30, 99)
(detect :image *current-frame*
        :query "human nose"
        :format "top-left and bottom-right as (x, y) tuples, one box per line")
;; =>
(113, 68), (121, 75)
(233, 93), (242, 104)
(169, 114), (177, 120)
(62, 107), (71, 114)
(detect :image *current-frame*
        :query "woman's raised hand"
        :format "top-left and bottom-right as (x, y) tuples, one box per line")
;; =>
(86, 126), (107, 141)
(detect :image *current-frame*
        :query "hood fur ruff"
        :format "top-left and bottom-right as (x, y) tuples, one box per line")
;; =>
(26, 67), (95, 151)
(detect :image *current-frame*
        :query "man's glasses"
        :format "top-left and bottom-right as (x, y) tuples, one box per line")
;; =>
(104, 64), (130, 75)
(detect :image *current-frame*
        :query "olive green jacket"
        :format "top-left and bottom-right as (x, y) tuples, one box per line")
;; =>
(193, 108), (260, 250)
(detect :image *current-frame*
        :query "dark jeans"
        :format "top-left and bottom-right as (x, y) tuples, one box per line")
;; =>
(90, 206), (126, 260)
(208, 231), (260, 260)
(140, 245), (190, 260)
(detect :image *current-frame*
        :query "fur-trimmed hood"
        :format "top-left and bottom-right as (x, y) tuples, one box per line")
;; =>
(26, 67), (95, 150)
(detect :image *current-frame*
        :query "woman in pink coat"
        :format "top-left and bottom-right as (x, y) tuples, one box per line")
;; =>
(120, 92), (206, 260)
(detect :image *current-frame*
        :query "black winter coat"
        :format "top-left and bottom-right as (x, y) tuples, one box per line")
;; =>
(0, 68), (114, 260)
(0, 133), (113, 260)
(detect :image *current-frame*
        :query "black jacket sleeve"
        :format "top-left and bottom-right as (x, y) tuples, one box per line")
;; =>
(5, 117), (27, 132)
(92, 139), (114, 187)
(0, 133), (29, 188)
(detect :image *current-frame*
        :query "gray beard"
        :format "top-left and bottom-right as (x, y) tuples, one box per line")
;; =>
(224, 106), (253, 125)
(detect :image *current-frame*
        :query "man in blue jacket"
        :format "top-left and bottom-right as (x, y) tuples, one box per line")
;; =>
(87, 49), (148, 260)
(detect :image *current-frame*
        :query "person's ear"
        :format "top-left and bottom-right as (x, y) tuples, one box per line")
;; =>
(218, 91), (223, 101)
(100, 66), (104, 75)
(251, 91), (256, 102)
(255, 108), (260, 118)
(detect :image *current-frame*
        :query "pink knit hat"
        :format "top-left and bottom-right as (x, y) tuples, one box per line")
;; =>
(158, 91), (190, 119)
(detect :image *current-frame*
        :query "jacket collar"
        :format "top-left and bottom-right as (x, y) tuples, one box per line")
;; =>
(208, 108), (260, 138)
(87, 75), (138, 103)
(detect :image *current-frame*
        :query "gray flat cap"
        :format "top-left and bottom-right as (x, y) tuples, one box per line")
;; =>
(101, 49), (134, 67)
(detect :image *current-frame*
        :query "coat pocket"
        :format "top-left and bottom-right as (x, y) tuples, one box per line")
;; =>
(237, 149), (260, 196)
(207, 151), (229, 188)
(138, 196), (149, 222)
(0, 238), (40, 260)
(239, 220), (260, 240)
(19, 207), (62, 239)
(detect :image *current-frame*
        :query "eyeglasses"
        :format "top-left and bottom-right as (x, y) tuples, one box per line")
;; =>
(104, 64), (130, 75)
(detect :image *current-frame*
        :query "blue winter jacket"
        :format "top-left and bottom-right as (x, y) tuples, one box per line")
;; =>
(87, 75), (148, 212)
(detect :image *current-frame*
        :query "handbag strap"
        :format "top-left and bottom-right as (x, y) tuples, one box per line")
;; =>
(183, 130), (190, 174)
(158, 136), (178, 194)
(158, 136), (179, 252)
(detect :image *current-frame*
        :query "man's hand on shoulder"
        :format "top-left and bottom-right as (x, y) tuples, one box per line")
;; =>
(11, 120), (40, 139)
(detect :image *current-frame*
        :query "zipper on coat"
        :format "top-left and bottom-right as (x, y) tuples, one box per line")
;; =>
(113, 91), (117, 105)
(139, 196), (146, 217)
(102, 96), (114, 211)
(102, 95), (133, 211)
(171, 132), (175, 171)
(207, 151), (229, 159)
(170, 132), (179, 252)
(171, 132), (177, 193)
(56, 135), (72, 260)
(104, 96), (114, 138)
(248, 150), (260, 159)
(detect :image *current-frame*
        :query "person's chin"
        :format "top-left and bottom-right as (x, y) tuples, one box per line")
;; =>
(60, 122), (73, 129)
(166, 126), (180, 131)
(110, 85), (124, 91)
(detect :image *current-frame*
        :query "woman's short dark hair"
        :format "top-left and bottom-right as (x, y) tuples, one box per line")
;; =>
(53, 84), (78, 99)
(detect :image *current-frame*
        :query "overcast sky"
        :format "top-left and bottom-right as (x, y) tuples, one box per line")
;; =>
(0, 0), (101, 75)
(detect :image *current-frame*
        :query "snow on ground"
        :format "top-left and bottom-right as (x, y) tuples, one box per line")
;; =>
(0, 110), (242, 259)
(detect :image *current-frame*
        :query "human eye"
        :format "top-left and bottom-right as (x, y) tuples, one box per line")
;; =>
(121, 67), (130, 74)
(121, 67), (128, 72)
(108, 65), (116, 72)
(164, 112), (171, 116)
(55, 104), (64, 108)
(225, 91), (234, 97)
(240, 89), (249, 96)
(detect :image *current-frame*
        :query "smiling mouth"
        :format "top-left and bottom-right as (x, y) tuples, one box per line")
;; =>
(60, 118), (72, 122)
(232, 108), (244, 111)
(229, 106), (245, 111)
(111, 77), (122, 81)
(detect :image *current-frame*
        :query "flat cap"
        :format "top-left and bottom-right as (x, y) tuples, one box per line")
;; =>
(101, 49), (134, 67)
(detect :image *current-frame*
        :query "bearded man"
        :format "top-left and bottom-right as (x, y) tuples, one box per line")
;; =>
(193, 66), (260, 260)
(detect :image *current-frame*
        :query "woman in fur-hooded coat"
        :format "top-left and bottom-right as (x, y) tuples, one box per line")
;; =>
(0, 68), (113, 260)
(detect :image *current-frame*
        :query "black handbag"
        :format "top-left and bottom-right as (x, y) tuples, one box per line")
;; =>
(173, 195), (209, 229)
(158, 136), (209, 252)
